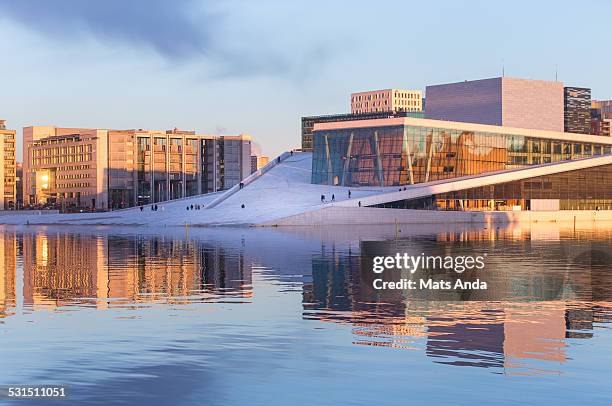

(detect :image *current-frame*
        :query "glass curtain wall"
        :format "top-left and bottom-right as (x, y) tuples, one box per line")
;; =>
(312, 125), (612, 187)
(370, 164), (612, 211)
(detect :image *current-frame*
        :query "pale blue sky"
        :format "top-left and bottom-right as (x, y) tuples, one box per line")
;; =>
(1, 0), (610, 159)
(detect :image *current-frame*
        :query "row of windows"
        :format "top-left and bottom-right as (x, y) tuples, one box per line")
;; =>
(352, 91), (420, 103)
(32, 145), (93, 157)
(57, 173), (90, 180)
(57, 183), (91, 189)
(32, 155), (92, 165)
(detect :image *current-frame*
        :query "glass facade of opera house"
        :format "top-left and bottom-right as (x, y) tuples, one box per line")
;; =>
(370, 164), (612, 211)
(312, 123), (612, 187)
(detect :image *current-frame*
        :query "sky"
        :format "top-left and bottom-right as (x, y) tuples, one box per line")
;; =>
(1, 0), (611, 160)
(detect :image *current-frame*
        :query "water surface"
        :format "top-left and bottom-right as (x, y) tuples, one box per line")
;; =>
(1, 223), (612, 405)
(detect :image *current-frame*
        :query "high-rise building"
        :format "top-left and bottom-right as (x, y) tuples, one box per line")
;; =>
(351, 88), (423, 114)
(22, 126), (252, 210)
(250, 155), (269, 174)
(0, 120), (17, 210)
(564, 87), (591, 134)
(425, 77), (564, 132)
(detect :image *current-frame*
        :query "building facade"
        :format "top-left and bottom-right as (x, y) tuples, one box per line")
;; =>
(351, 88), (422, 114)
(0, 120), (17, 210)
(591, 100), (612, 136)
(311, 117), (612, 188)
(425, 77), (565, 132)
(370, 162), (612, 211)
(593, 100), (612, 119)
(15, 163), (22, 209)
(250, 155), (269, 174)
(564, 87), (591, 134)
(23, 126), (251, 210)
(301, 111), (424, 151)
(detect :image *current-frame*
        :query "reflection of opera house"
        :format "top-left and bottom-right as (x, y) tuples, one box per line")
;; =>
(312, 117), (612, 211)
(302, 233), (612, 374)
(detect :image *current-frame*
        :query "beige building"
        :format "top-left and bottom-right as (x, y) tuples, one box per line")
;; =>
(23, 126), (252, 210)
(250, 155), (269, 174)
(351, 88), (423, 114)
(0, 120), (17, 210)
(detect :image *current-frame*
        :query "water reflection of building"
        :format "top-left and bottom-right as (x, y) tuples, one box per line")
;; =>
(302, 230), (612, 374)
(19, 233), (252, 309)
(0, 231), (16, 318)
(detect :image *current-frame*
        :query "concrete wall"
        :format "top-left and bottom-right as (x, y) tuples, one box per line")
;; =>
(263, 206), (612, 227)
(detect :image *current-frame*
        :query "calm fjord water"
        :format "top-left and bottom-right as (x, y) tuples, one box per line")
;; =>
(1, 223), (612, 405)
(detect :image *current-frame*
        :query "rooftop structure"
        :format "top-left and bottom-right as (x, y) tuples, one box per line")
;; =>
(425, 77), (564, 132)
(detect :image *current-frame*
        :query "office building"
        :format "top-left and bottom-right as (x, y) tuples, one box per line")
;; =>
(311, 116), (612, 211)
(301, 111), (424, 151)
(351, 88), (423, 114)
(22, 126), (252, 210)
(251, 155), (269, 174)
(593, 100), (612, 119)
(425, 77), (564, 132)
(0, 120), (17, 210)
(591, 100), (612, 136)
(564, 87), (591, 134)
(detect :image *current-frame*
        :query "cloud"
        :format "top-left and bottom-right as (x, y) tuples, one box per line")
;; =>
(0, 0), (334, 80)
(0, 0), (213, 58)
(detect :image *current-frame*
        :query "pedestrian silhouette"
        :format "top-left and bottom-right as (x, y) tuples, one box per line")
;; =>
(331, 194), (335, 202)
(348, 190), (351, 198)
(358, 201), (361, 207)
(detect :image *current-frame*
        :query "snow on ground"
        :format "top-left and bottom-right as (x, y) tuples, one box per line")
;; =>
(0, 153), (396, 227)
